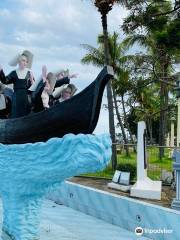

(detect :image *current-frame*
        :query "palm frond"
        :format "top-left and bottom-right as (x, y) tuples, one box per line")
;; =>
(81, 54), (104, 67)
(123, 34), (155, 50)
(81, 43), (104, 66)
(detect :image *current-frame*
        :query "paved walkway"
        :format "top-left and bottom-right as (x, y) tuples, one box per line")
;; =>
(0, 199), (151, 240)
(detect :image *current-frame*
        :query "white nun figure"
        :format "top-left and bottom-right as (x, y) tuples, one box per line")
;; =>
(0, 50), (35, 118)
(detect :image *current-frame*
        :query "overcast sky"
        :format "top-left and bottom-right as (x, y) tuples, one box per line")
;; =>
(0, 0), (128, 134)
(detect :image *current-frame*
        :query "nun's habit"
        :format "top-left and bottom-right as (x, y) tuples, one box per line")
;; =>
(0, 50), (34, 118)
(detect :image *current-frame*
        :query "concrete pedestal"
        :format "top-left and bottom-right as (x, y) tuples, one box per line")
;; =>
(130, 177), (162, 200)
(130, 121), (162, 200)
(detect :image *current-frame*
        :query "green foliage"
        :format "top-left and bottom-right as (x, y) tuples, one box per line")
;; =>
(82, 0), (179, 150)
(145, 1), (171, 30)
(122, 0), (179, 53)
(81, 32), (130, 71)
(82, 146), (173, 180)
(81, 44), (104, 67)
(166, 18), (180, 51)
(121, 0), (179, 149)
(122, 0), (173, 32)
(81, 32), (135, 97)
(113, 69), (132, 96)
(155, 30), (169, 45)
(82, 165), (114, 178)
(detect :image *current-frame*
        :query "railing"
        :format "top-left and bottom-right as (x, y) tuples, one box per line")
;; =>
(83, 143), (179, 183)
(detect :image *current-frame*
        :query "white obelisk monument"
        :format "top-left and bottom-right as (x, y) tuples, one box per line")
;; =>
(130, 121), (162, 200)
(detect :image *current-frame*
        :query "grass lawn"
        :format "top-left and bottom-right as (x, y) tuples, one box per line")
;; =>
(82, 146), (173, 181)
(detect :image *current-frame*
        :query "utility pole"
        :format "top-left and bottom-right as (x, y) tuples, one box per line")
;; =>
(174, 73), (180, 147)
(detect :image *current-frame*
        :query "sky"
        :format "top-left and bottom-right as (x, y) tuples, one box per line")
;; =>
(0, 0), (129, 134)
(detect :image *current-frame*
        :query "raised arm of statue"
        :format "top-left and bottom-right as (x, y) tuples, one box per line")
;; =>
(69, 73), (78, 79)
(0, 69), (14, 85)
(29, 71), (35, 85)
(42, 65), (47, 82)
(55, 77), (70, 88)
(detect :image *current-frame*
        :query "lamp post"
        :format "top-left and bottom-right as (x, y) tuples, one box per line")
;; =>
(174, 73), (180, 147)
(94, 0), (117, 169)
(170, 116), (175, 147)
(166, 133), (170, 147)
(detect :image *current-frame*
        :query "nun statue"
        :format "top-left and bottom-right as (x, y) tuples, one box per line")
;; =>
(31, 66), (77, 112)
(0, 50), (35, 118)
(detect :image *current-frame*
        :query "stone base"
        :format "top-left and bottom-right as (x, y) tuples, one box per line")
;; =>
(171, 199), (180, 211)
(107, 182), (131, 192)
(1, 195), (42, 240)
(130, 177), (162, 200)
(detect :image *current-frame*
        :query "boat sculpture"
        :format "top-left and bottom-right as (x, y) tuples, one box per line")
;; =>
(0, 66), (113, 240)
(0, 66), (114, 144)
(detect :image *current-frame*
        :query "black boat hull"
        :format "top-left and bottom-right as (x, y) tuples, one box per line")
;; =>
(0, 66), (114, 144)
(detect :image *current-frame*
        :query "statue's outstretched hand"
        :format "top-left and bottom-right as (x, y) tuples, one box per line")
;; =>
(30, 71), (35, 84)
(42, 65), (47, 82)
(57, 72), (65, 79)
(69, 73), (78, 79)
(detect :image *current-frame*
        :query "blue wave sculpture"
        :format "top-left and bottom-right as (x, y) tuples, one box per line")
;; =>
(0, 134), (111, 240)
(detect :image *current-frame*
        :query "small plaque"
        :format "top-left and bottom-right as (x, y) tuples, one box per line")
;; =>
(118, 171), (130, 186)
(112, 170), (121, 183)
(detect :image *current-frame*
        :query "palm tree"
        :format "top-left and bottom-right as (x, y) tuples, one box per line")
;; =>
(113, 68), (136, 152)
(90, 0), (129, 169)
(123, 32), (175, 157)
(93, 1), (118, 170)
(121, 0), (179, 158)
(131, 82), (161, 144)
(81, 32), (135, 156)
(112, 88), (130, 156)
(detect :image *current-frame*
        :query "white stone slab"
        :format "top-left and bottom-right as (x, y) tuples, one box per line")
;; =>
(112, 170), (121, 183)
(107, 182), (131, 192)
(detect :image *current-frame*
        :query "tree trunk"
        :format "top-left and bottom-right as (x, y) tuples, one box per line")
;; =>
(159, 56), (169, 159)
(113, 90), (129, 156)
(164, 68), (169, 138)
(101, 13), (117, 170)
(159, 81), (165, 158)
(121, 94), (136, 152)
(146, 118), (153, 145)
(159, 63), (168, 159)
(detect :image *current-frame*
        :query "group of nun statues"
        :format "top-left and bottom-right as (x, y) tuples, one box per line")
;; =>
(0, 50), (77, 119)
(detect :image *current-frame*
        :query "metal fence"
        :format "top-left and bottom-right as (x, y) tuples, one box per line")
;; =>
(83, 144), (178, 183)
(116, 144), (176, 182)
